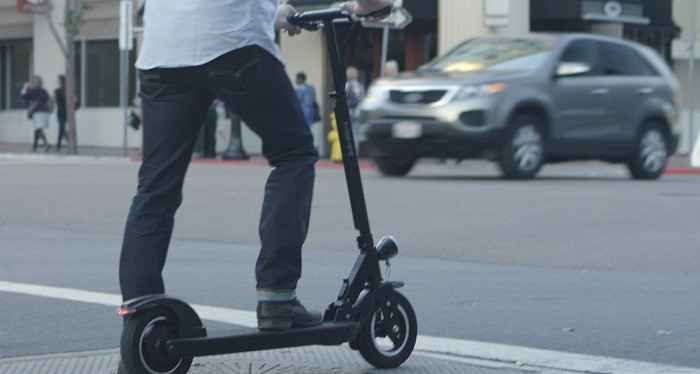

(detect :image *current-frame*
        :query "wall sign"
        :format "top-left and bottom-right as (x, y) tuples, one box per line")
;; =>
(603, 1), (623, 18)
(17, 0), (49, 13)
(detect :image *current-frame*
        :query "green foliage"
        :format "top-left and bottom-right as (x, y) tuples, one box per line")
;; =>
(64, 1), (93, 38)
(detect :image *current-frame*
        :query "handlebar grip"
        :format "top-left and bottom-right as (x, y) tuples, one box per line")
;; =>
(287, 13), (320, 31)
(286, 13), (302, 25)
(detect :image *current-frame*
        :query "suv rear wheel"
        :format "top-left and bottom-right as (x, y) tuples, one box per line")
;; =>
(373, 157), (416, 177)
(627, 121), (668, 180)
(499, 114), (545, 179)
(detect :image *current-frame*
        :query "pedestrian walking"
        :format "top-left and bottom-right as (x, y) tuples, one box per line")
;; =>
(21, 76), (51, 153)
(53, 75), (70, 151)
(294, 72), (317, 128)
(384, 59), (399, 76)
(345, 66), (365, 151)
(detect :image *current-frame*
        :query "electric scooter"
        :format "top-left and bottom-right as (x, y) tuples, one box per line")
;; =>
(117, 7), (416, 374)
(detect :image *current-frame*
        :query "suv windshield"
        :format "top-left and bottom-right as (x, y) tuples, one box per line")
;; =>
(426, 37), (555, 73)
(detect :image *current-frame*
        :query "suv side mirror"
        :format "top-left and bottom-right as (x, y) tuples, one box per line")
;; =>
(555, 62), (591, 77)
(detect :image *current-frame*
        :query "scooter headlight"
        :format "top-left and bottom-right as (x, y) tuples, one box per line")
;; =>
(375, 236), (399, 260)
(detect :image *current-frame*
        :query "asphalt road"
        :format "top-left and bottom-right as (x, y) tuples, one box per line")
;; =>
(1, 156), (699, 371)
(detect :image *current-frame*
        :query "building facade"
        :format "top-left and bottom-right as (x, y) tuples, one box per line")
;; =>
(0, 0), (697, 155)
(0, 0), (141, 150)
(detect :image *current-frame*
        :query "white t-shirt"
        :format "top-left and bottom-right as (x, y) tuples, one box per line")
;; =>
(135, 0), (281, 69)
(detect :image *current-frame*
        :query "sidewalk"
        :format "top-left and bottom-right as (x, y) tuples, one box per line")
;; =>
(1, 142), (697, 173)
(0, 344), (531, 374)
(0, 143), (137, 159)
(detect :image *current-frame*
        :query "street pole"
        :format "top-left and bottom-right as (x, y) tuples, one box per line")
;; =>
(221, 109), (249, 160)
(380, 26), (389, 77)
(120, 50), (129, 157)
(119, 0), (133, 157)
(689, 0), (697, 155)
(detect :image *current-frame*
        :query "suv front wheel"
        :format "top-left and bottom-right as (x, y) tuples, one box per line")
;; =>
(627, 121), (668, 180)
(499, 114), (545, 179)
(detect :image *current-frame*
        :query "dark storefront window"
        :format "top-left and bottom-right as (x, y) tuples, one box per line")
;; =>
(0, 40), (32, 110)
(73, 40), (81, 105)
(73, 39), (136, 108)
(0, 47), (4, 110)
(87, 40), (119, 107)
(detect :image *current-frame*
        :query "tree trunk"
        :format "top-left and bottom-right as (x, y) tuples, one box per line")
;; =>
(45, 0), (82, 154)
(65, 40), (78, 155)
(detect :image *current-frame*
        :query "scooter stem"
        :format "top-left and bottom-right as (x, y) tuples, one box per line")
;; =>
(322, 20), (374, 251)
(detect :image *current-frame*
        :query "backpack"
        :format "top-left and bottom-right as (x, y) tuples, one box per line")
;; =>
(346, 86), (359, 109)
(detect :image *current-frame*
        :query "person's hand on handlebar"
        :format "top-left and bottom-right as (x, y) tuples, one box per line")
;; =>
(340, 0), (394, 21)
(275, 4), (302, 36)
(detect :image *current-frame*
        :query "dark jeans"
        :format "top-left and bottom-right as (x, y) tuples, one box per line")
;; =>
(119, 46), (318, 301)
(32, 129), (47, 150)
(201, 106), (217, 158)
(56, 116), (68, 148)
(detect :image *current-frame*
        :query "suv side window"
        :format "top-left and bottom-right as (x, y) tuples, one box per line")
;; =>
(559, 39), (600, 76)
(598, 42), (658, 76)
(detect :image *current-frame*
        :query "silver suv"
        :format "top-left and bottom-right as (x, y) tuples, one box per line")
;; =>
(361, 34), (680, 179)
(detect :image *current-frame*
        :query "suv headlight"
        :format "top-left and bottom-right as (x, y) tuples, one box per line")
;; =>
(453, 82), (507, 101)
(365, 85), (389, 102)
(361, 85), (389, 111)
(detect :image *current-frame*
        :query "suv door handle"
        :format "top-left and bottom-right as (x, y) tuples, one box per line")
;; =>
(636, 87), (653, 95)
(590, 88), (609, 96)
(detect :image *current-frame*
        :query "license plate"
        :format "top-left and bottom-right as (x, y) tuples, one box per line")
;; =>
(392, 122), (422, 139)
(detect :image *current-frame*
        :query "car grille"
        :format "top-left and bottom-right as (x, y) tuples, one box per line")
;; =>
(389, 90), (447, 104)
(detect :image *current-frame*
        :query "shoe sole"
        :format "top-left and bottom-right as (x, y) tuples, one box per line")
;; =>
(257, 319), (322, 331)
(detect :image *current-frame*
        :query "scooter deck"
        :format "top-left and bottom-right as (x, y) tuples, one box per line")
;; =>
(167, 322), (360, 357)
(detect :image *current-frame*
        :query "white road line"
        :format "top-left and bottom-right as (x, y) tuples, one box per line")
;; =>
(1, 280), (698, 374)
(415, 337), (700, 374)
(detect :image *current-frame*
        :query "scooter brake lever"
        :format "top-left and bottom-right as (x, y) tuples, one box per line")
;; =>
(357, 6), (392, 21)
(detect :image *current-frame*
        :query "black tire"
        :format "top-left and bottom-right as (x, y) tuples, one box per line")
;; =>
(373, 157), (416, 176)
(498, 114), (545, 179)
(120, 307), (192, 374)
(627, 121), (668, 180)
(356, 291), (417, 369)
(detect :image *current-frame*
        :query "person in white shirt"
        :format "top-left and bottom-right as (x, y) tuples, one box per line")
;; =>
(118, 0), (394, 345)
(345, 66), (365, 150)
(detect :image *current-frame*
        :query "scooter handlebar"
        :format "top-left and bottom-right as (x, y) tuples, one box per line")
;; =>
(287, 5), (392, 30)
(287, 9), (347, 25)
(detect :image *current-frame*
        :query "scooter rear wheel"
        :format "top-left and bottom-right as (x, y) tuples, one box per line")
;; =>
(120, 307), (192, 374)
(356, 291), (417, 368)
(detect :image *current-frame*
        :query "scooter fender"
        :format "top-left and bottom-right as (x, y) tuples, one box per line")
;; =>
(119, 294), (207, 339)
(354, 280), (405, 315)
(349, 281), (404, 349)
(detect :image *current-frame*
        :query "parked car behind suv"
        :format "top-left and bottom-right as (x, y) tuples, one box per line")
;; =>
(361, 34), (680, 179)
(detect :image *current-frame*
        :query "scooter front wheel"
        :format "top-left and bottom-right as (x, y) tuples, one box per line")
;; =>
(356, 291), (417, 368)
(120, 307), (192, 374)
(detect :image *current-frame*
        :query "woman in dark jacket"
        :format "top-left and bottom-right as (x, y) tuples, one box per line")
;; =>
(21, 76), (51, 152)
